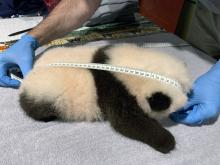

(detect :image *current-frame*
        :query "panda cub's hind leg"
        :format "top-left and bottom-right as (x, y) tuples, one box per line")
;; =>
(19, 90), (59, 122)
(19, 67), (102, 122)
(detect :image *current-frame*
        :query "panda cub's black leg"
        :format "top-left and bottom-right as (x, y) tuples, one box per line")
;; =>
(108, 111), (175, 154)
(19, 90), (58, 122)
(91, 45), (175, 153)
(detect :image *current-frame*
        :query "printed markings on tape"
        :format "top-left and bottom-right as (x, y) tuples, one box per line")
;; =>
(48, 62), (182, 90)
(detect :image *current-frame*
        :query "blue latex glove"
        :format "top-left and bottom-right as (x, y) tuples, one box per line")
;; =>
(171, 60), (220, 125)
(0, 35), (38, 88)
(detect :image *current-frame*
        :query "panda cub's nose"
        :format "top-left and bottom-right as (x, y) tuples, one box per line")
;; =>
(147, 92), (171, 112)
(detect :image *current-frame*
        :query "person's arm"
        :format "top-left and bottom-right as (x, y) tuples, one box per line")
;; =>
(0, 0), (101, 88)
(29, 0), (101, 45)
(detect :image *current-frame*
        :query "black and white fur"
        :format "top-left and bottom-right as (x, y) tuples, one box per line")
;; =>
(19, 44), (191, 153)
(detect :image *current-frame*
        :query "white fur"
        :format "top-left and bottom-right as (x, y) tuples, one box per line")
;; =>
(20, 46), (102, 121)
(20, 44), (191, 121)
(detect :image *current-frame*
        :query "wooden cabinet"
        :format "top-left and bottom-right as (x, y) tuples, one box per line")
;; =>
(139, 0), (185, 32)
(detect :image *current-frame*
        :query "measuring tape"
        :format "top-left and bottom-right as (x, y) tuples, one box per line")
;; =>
(10, 73), (23, 82)
(47, 62), (182, 90)
(11, 62), (182, 90)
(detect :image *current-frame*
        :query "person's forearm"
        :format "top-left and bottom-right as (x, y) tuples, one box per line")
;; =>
(29, 0), (101, 45)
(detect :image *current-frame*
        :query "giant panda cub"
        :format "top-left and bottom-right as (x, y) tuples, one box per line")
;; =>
(19, 44), (191, 153)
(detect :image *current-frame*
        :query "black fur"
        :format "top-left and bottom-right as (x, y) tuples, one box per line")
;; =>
(91, 45), (175, 153)
(19, 90), (58, 122)
(147, 92), (172, 112)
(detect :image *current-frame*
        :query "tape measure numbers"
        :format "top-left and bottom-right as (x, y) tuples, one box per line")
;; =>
(48, 62), (182, 90)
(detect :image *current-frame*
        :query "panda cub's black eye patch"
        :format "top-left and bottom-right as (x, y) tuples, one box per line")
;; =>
(147, 92), (172, 112)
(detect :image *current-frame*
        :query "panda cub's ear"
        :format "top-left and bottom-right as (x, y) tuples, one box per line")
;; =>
(147, 92), (172, 112)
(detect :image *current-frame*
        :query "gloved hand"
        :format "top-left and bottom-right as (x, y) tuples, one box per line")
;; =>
(170, 61), (220, 125)
(0, 35), (39, 88)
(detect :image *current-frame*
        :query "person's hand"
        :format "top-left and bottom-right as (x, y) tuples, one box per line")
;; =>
(170, 61), (220, 125)
(0, 35), (38, 88)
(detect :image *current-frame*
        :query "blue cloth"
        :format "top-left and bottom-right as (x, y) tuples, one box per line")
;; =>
(14, 0), (47, 15)
(0, 0), (47, 18)
(0, 0), (16, 17)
